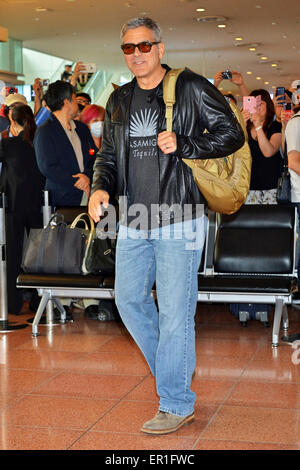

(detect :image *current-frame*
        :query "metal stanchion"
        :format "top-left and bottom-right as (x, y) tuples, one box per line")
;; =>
(0, 193), (27, 332)
(27, 191), (61, 326)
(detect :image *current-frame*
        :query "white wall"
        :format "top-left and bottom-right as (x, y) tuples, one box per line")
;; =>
(22, 48), (72, 85)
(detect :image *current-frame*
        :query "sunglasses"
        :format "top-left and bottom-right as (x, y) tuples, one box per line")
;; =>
(121, 41), (161, 55)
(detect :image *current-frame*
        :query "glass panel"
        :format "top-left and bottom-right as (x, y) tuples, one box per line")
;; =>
(11, 39), (23, 74)
(0, 38), (23, 73)
(0, 41), (10, 71)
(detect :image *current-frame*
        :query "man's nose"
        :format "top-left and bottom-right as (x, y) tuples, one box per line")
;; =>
(133, 46), (142, 56)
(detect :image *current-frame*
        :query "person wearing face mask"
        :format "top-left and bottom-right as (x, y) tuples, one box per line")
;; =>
(80, 104), (105, 150)
(242, 89), (282, 204)
(289, 80), (300, 105)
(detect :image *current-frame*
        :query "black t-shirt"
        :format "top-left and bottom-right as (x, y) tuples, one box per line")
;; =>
(249, 120), (282, 190)
(127, 83), (160, 228)
(61, 71), (72, 82)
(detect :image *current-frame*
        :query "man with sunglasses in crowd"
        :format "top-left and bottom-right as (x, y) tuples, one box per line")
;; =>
(89, 17), (244, 435)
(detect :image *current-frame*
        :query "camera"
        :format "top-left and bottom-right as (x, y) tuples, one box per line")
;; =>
(80, 63), (97, 74)
(222, 70), (232, 80)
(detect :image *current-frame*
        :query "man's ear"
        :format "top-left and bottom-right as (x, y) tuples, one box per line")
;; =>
(158, 42), (165, 60)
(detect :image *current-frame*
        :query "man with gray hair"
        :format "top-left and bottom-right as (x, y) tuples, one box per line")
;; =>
(89, 17), (244, 434)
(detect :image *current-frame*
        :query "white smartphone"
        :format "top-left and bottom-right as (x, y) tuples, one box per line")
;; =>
(80, 63), (97, 74)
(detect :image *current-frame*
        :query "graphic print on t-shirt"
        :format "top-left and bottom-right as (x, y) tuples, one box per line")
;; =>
(129, 108), (158, 159)
(126, 85), (160, 228)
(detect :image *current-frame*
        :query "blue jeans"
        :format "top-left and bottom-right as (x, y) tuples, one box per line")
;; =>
(115, 216), (207, 416)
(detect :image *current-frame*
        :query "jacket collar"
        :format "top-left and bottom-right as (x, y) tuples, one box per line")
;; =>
(119, 63), (171, 100)
(49, 112), (79, 131)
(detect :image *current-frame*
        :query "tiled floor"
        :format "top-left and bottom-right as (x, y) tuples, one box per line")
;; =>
(0, 301), (300, 451)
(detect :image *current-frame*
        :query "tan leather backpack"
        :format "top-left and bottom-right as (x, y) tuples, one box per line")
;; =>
(163, 68), (251, 214)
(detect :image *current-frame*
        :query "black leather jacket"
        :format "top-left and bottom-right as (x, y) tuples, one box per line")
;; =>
(91, 65), (245, 211)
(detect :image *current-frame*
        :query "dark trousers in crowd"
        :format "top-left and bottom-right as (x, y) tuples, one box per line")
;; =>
(5, 210), (43, 314)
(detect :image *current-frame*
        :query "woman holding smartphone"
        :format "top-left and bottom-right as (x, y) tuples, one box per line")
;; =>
(242, 89), (282, 204)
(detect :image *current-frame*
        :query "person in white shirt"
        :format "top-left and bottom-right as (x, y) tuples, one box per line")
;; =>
(285, 84), (300, 301)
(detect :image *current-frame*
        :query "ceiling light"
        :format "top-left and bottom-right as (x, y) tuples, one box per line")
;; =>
(35, 7), (48, 12)
(196, 8), (206, 12)
(246, 71), (252, 75)
(271, 63), (278, 67)
(264, 81), (269, 85)
(235, 37), (243, 41)
(261, 56), (268, 60)
(218, 24), (226, 28)
(249, 47), (256, 51)
(256, 76), (261, 80)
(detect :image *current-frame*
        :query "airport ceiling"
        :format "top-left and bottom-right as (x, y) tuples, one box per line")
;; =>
(1, 0), (300, 93)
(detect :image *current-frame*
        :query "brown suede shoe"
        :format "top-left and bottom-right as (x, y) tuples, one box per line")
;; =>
(140, 411), (194, 435)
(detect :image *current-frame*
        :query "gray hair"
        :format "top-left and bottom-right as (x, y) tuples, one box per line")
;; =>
(120, 17), (162, 42)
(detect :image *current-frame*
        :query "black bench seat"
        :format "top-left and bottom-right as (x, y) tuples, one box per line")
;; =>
(16, 205), (298, 345)
(197, 275), (298, 294)
(17, 273), (105, 289)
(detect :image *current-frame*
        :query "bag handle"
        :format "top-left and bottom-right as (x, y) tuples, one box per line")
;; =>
(70, 212), (95, 231)
(71, 213), (96, 275)
(70, 213), (95, 255)
(47, 213), (65, 227)
(163, 68), (185, 132)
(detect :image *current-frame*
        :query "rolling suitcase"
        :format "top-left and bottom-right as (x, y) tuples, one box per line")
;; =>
(229, 303), (270, 327)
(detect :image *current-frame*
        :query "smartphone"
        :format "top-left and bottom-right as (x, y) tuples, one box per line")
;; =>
(222, 69), (232, 80)
(80, 63), (96, 74)
(283, 102), (293, 119)
(41, 79), (49, 86)
(243, 96), (257, 114)
(275, 86), (285, 103)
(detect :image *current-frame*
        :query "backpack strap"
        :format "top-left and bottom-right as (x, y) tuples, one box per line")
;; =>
(163, 68), (185, 132)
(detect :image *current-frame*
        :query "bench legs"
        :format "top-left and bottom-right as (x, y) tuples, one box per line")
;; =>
(52, 297), (67, 323)
(272, 297), (289, 347)
(32, 291), (51, 337)
(32, 290), (67, 337)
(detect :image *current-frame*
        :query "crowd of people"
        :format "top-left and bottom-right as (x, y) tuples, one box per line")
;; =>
(213, 71), (300, 302)
(0, 73), (105, 315)
(0, 61), (299, 313)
